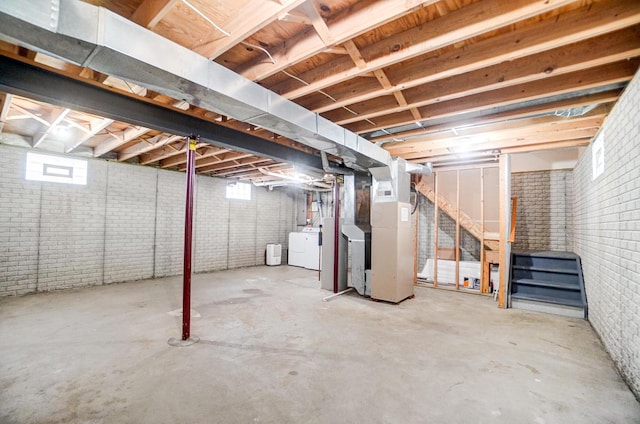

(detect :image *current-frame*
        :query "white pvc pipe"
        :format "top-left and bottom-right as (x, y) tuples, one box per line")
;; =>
(322, 287), (354, 302)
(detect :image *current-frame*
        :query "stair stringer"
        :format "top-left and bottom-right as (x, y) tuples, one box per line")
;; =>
(415, 177), (499, 251)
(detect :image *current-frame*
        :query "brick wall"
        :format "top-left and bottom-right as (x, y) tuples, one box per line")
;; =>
(511, 170), (573, 251)
(0, 144), (297, 296)
(0, 147), (41, 295)
(194, 176), (229, 272)
(572, 70), (640, 399)
(154, 170), (185, 277)
(37, 160), (108, 291)
(104, 164), (156, 283)
(255, 187), (293, 265)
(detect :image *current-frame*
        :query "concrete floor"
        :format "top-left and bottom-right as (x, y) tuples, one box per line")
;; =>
(1, 266), (638, 424)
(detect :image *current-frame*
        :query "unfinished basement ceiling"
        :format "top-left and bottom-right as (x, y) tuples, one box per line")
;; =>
(0, 0), (639, 174)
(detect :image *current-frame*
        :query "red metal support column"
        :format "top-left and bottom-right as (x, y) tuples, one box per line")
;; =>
(332, 178), (340, 294)
(182, 135), (197, 341)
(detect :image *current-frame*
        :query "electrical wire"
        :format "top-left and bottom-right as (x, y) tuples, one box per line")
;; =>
(182, 0), (277, 65)
(282, 71), (363, 118)
(282, 70), (309, 86)
(240, 41), (276, 64)
(181, 0), (230, 36)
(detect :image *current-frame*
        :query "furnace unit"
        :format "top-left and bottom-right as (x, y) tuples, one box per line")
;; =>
(370, 202), (414, 303)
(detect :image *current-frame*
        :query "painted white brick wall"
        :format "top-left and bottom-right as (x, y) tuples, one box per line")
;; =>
(0, 144), (298, 295)
(154, 170), (186, 277)
(37, 159), (107, 291)
(194, 175), (229, 272)
(104, 163), (157, 283)
(255, 187), (286, 265)
(0, 146), (40, 295)
(573, 70), (640, 399)
(280, 188), (296, 260)
(228, 188), (258, 269)
(511, 170), (573, 251)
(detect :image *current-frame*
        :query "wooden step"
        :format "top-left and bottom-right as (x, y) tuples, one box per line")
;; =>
(511, 296), (586, 319)
(513, 250), (578, 260)
(511, 292), (585, 308)
(512, 265), (579, 275)
(510, 251), (588, 320)
(512, 278), (581, 291)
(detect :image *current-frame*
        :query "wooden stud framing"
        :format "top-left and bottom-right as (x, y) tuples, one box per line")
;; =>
(413, 185), (419, 285)
(455, 170), (460, 290)
(480, 168), (487, 293)
(498, 154), (510, 308)
(509, 197), (518, 243)
(433, 172), (438, 288)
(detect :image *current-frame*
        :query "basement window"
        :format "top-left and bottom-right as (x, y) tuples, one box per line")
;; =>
(25, 152), (87, 185)
(226, 181), (251, 200)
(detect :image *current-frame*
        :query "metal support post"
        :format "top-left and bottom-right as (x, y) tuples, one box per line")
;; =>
(169, 135), (200, 347)
(182, 136), (197, 340)
(333, 179), (340, 294)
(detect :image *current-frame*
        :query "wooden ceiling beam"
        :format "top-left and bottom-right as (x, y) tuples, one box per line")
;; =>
(344, 40), (366, 69)
(159, 145), (229, 168)
(278, 12), (312, 25)
(198, 157), (271, 174)
(0, 93), (14, 133)
(8, 103), (51, 127)
(500, 139), (591, 154)
(195, 0), (307, 59)
(67, 117), (115, 153)
(403, 128), (597, 160)
(140, 143), (186, 165)
(311, 23), (640, 116)
(93, 126), (152, 157)
(63, 118), (92, 134)
(301, 2), (334, 46)
(270, 0), (577, 99)
(369, 90), (620, 143)
(132, 0), (180, 29)
(384, 111), (608, 156)
(238, 0), (439, 81)
(345, 59), (639, 134)
(219, 162), (287, 178)
(139, 141), (208, 165)
(118, 134), (183, 161)
(188, 151), (254, 170)
(408, 138), (592, 164)
(388, 114), (605, 156)
(372, 68), (417, 118)
(328, 29), (640, 125)
(32, 107), (72, 148)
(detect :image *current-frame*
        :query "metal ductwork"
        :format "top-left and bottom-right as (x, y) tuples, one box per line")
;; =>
(256, 168), (332, 189)
(406, 162), (433, 175)
(0, 0), (392, 171)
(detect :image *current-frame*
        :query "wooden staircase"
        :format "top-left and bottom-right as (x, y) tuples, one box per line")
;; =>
(510, 251), (588, 319)
(414, 177), (499, 251)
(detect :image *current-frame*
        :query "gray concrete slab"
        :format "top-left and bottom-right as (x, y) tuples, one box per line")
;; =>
(1, 265), (638, 423)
